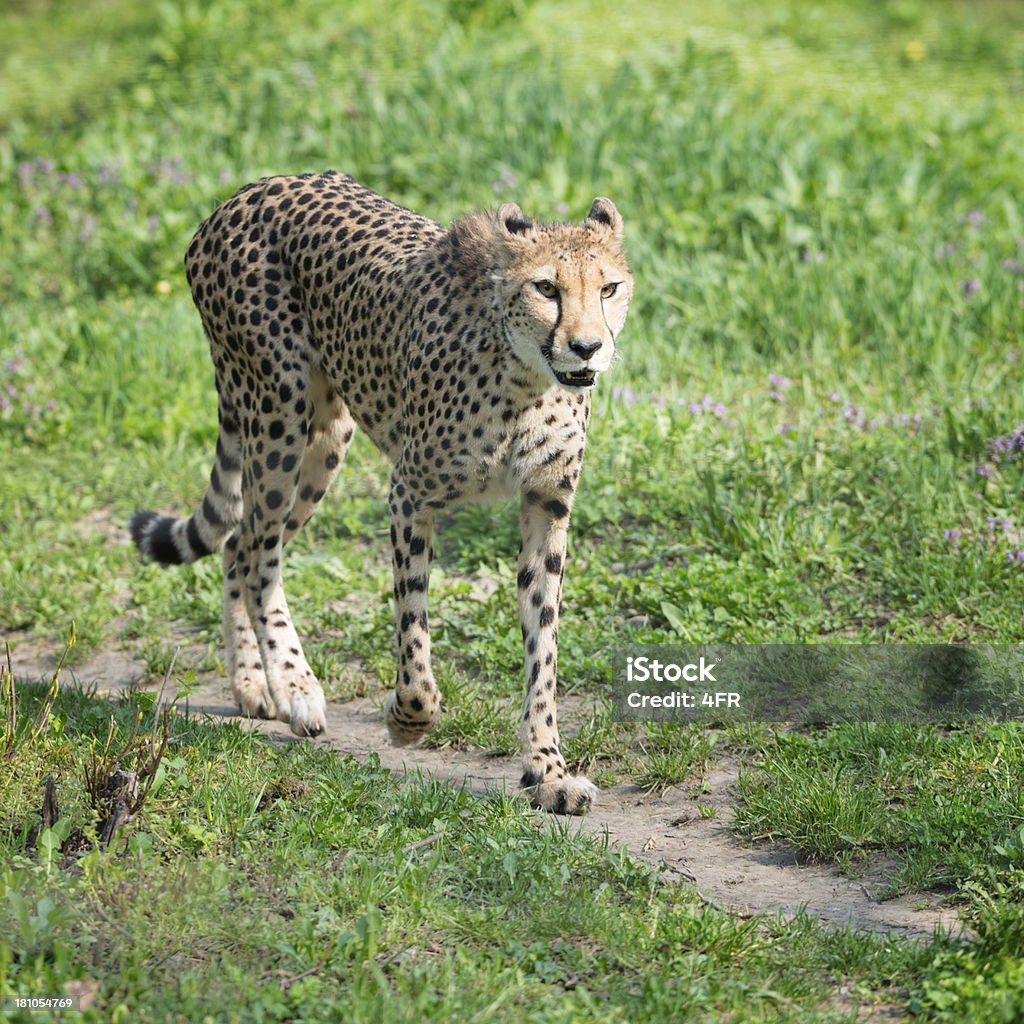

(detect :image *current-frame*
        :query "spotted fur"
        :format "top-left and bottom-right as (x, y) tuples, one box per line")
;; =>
(129, 172), (632, 814)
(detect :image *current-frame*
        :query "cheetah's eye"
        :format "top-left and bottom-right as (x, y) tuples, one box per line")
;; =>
(534, 280), (559, 299)
(600, 282), (619, 299)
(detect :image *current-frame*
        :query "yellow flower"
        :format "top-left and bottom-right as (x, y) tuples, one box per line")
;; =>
(904, 40), (926, 62)
(155, 280), (172, 295)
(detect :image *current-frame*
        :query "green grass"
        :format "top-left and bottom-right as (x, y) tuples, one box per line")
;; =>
(1, 682), (937, 1023)
(735, 724), (1024, 886)
(3, 0), (1024, 1018)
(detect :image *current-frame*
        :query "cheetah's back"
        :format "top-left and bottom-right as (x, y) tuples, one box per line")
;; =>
(184, 171), (447, 453)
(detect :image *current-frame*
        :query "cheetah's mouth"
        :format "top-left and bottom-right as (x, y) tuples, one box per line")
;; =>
(553, 369), (598, 390)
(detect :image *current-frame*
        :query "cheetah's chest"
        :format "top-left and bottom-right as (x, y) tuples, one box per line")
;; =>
(411, 396), (586, 506)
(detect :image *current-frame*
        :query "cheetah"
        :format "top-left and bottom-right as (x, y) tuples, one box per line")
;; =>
(129, 172), (632, 814)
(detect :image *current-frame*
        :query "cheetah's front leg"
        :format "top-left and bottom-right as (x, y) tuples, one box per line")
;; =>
(384, 469), (442, 744)
(516, 491), (598, 815)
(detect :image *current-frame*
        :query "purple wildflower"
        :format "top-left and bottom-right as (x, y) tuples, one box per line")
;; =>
(843, 402), (866, 428)
(148, 157), (192, 186)
(963, 209), (987, 228)
(778, 423), (796, 437)
(769, 390), (784, 402)
(977, 463), (996, 478)
(987, 424), (1024, 461)
(32, 206), (52, 225)
(95, 162), (122, 185)
(960, 278), (981, 300)
(681, 394), (732, 423)
(492, 170), (519, 194)
(943, 528), (960, 542)
(768, 373), (792, 389)
(1002, 259), (1023, 275)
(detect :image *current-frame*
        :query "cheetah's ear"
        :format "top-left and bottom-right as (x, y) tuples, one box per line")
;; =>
(584, 197), (624, 243)
(495, 203), (535, 238)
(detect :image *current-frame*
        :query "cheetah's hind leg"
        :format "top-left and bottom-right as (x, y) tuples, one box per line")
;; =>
(222, 531), (275, 720)
(221, 372), (355, 726)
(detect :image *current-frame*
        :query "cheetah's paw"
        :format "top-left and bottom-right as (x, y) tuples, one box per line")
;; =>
(524, 773), (598, 816)
(384, 691), (435, 747)
(278, 684), (327, 738)
(233, 676), (276, 721)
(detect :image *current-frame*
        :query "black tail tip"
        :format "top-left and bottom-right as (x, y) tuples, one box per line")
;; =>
(128, 509), (183, 565)
(128, 509), (157, 549)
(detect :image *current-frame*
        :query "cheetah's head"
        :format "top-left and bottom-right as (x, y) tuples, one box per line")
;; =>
(463, 199), (633, 392)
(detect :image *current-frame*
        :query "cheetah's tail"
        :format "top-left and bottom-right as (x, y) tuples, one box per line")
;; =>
(128, 505), (225, 565)
(129, 415), (244, 565)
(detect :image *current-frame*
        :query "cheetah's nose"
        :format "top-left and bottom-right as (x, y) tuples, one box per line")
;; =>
(569, 338), (602, 359)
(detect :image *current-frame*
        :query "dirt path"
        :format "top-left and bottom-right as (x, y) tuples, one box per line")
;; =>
(7, 641), (964, 940)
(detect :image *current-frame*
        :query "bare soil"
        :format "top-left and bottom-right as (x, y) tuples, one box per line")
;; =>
(6, 637), (964, 940)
